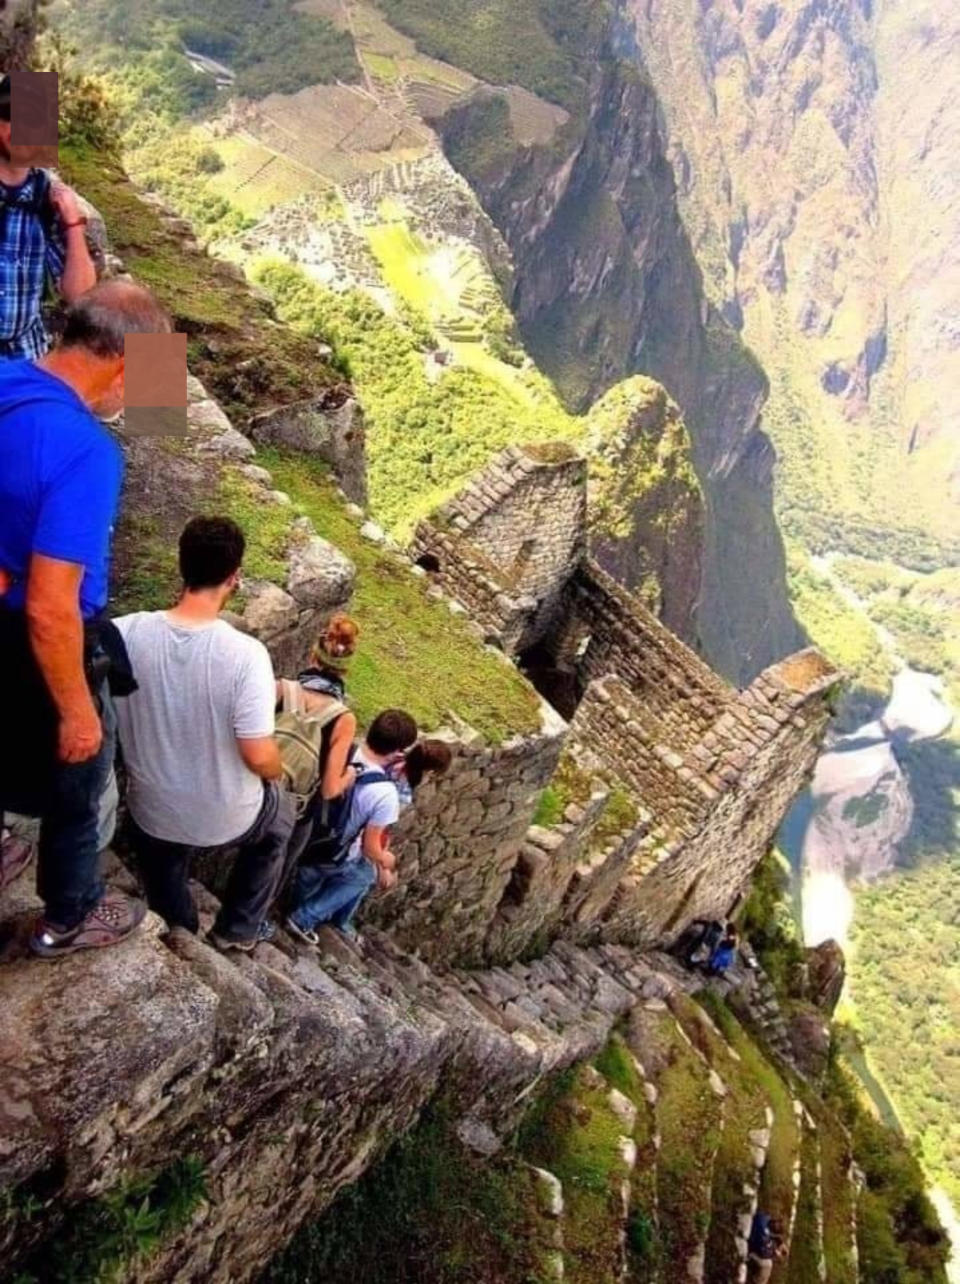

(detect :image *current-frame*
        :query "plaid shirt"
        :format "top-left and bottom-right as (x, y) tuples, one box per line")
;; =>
(0, 170), (66, 360)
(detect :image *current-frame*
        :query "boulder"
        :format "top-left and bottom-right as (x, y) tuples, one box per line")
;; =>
(241, 582), (299, 640)
(787, 1005), (832, 1081)
(804, 940), (845, 1014)
(249, 395), (367, 505)
(286, 533), (355, 611)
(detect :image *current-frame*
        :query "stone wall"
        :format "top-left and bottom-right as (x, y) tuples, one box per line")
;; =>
(0, 854), (689, 1284)
(365, 702), (568, 966)
(410, 444), (587, 654)
(561, 563), (731, 748)
(406, 444), (838, 964)
(484, 778), (610, 963)
(601, 651), (838, 945)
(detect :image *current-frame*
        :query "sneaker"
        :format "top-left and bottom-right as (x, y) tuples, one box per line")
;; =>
(284, 915), (319, 947)
(0, 832), (35, 892)
(30, 891), (147, 960)
(333, 923), (362, 947)
(208, 918), (276, 954)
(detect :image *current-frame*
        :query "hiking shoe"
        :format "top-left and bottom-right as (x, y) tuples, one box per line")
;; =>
(208, 919), (276, 954)
(0, 832), (35, 891)
(285, 915), (319, 947)
(30, 891), (147, 960)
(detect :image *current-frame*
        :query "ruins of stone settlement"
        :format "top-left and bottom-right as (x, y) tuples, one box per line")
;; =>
(0, 361), (837, 1279)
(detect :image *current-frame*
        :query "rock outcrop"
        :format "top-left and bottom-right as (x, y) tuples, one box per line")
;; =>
(438, 46), (803, 684)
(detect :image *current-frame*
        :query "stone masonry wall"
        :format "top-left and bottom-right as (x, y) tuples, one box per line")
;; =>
(0, 854), (689, 1284)
(562, 563), (731, 750)
(601, 652), (838, 945)
(365, 702), (568, 966)
(484, 780), (610, 964)
(410, 445), (587, 654)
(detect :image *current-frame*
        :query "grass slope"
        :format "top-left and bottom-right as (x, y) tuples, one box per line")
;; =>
(264, 1102), (556, 1284)
(668, 994), (773, 1284)
(258, 449), (541, 741)
(696, 993), (800, 1261)
(519, 1062), (632, 1283)
(629, 1008), (723, 1275)
(58, 142), (343, 428)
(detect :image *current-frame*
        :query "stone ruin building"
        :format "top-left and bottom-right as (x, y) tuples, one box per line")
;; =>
(404, 443), (838, 965)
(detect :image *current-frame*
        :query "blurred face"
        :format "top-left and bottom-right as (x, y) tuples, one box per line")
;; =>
(0, 119), (12, 161)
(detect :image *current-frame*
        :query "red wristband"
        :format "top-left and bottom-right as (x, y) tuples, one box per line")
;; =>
(62, 218), (88, 230)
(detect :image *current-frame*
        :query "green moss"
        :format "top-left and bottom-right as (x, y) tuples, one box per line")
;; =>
(519, 1064), (633, 1282)
(588, 785), (639, 854)
(533, 785), (565, 827)
(266, 1101), (555, 1284)
(258, 449), (541, 742)
(15, 1157), (206, 1284)
(593, 1030), (642, 1101)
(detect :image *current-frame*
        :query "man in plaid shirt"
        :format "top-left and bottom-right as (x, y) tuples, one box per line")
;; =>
(0, 74), (97, 360)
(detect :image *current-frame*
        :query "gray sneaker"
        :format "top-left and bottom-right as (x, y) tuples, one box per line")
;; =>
(285, 915), (319, 947)
(208, 919), (277, 954)
(30, 891), (147, 960)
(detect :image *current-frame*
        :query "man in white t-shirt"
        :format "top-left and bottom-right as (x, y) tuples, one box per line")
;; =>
(286, 708), (417, 945)
(113, 516), (294, 951)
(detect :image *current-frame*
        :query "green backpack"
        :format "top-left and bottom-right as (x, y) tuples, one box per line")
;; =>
(275, 679), (347, 816)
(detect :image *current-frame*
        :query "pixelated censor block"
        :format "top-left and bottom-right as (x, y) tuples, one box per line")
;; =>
(124, 332), (188, 438)
(9, 71), (58, 167)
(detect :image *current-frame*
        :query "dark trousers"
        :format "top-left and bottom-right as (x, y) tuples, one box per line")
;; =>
(130, 782), (294, 942)
(34, 684), (115, 929)
(0, 696), (115, 931)
(0, 607), (116, 928)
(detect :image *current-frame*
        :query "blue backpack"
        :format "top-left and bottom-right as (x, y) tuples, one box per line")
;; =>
(749, 1213), (774, 1258)
(299, 758), (394, 868)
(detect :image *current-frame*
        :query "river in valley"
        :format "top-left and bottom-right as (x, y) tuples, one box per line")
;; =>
(778, 559), (959, 1276)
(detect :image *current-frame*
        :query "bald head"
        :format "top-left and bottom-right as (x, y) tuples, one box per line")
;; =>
(60, 279), (172, 360)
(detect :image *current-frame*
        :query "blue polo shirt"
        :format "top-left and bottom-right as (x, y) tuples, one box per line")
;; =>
(0, 360), (123, 620)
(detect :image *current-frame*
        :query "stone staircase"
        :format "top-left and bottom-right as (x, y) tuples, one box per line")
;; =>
(0, 844), (704, 1281)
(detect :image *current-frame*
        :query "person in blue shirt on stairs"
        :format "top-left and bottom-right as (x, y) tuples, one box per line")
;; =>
(0, 278), (172, 959)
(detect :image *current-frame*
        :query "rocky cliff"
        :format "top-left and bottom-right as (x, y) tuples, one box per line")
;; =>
(620, 0), (960, 565)
(0, 127), (947, 1283)
(436, 37), (803, 684)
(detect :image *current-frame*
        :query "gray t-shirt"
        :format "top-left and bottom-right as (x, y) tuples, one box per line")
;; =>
(113, 612), (276, 846)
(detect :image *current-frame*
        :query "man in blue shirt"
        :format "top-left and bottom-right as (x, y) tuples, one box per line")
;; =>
(0, 73), (97, 360)
(0, 278), (172, 959)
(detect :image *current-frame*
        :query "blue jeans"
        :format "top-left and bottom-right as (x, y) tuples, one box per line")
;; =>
(290, 857), (376, 933)
(36, 682), (116, 929)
